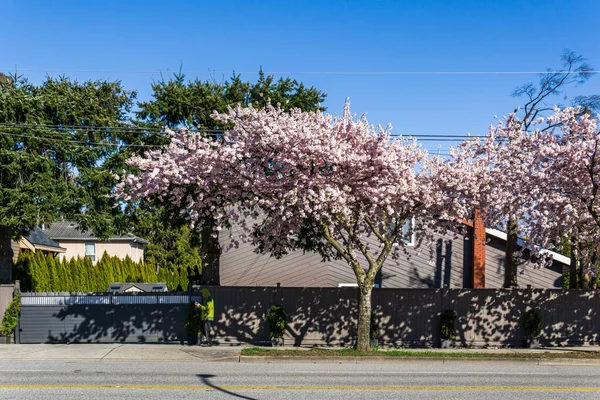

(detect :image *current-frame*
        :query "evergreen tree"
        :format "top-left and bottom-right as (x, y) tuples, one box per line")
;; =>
(0, 74), (136, 283)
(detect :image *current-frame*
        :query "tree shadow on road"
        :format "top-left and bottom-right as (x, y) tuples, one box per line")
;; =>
(197, 374), (257, 400)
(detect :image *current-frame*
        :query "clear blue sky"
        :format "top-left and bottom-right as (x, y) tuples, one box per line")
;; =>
(3, 0), (599, 153)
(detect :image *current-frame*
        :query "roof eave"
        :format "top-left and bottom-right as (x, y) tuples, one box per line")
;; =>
(485, 228), (570, 266)
(49, 237), (146, 243)
(19, 238), (66, 253)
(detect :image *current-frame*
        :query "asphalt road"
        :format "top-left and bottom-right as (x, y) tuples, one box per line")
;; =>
(1, 360), (600, 399)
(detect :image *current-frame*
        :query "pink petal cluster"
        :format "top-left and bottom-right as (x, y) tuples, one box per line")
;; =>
(445, 107), (600, 267)
(115, 103), (444, 284)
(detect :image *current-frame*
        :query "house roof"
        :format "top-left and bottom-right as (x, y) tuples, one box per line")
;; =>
(44, 221), (149, 244)
(107, 282), (168, 293)
(21, 227), (66, 253)
(26, 227), (63, 248)
(485, 228), (570, 265)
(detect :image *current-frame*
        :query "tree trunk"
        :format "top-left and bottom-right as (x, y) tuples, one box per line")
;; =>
(591, 249), (598, 289)
(577, 241), (585, 289)
(569, 236), (578, 289)
(504, 216), (518, 288)
(355, 283), (373, 352)
(200, 219), (221, 286)
(0, 226), (13, 284)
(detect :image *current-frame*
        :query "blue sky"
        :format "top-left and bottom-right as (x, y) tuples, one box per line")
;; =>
(3, 0), (599, 153)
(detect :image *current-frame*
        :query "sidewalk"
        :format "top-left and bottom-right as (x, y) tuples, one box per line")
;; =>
(0, 344), (243, 362)
(0, 344), (598, 364)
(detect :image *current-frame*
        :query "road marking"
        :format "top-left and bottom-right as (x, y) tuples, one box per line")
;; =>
(0, 385), (599, 392)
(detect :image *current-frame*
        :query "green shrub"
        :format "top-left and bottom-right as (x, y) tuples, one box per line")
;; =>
(563, 272), (599, 289)
(267, 305), (287, 339)
(370, 311), (379, 340)
(524, 309), (542, 339)
(1, 293), (21, 337)
(13, 251), (189, 292)
(440, 309), (457, 340)
(184, 301), (202, 336)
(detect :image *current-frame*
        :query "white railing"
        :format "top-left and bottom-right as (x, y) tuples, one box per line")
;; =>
(20, 294), (191, 306)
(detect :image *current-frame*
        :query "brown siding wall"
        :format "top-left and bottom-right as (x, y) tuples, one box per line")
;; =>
(484, 237), (564, 289)
(220, 224), (565, 289)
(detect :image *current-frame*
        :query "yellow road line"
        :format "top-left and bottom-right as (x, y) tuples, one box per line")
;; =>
(0, 384), (599, 392)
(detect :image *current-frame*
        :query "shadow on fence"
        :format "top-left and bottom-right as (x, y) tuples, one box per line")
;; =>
(16, 288), (600, 347)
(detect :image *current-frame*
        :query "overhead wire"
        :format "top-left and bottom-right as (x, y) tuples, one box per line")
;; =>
(0, 130), (165, 148)
(0, 123), (486, 137)
(4, 68), (600, 76)
(0, 123), (493, 154)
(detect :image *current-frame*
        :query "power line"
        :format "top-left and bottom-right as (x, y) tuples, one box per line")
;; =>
(0, 129), (481, 145)
(0, 131), (165, 148)
(0, 123), (492, 152)
(0, 131), (476, 154)
(0, 130), (468, 157)
(4, 68), (600, 76)
(0, 123), (486, 139)
(0, 123), (224, 133)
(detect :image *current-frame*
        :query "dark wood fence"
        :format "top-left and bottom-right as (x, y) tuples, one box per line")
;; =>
(17, 287), (600, 347)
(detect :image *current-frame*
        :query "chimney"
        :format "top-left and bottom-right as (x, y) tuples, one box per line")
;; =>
(472, 209), (486, 288)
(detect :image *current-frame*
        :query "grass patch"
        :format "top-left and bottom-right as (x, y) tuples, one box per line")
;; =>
(241, 347), (600, 359)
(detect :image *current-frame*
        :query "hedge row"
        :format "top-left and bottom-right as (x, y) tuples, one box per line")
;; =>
(14, 251), (189, 292)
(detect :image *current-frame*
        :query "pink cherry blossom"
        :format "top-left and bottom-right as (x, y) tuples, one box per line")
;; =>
(115, 102), (452, 351)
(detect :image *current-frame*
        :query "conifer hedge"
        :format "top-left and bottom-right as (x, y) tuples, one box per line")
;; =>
(14, 251), (189, 292)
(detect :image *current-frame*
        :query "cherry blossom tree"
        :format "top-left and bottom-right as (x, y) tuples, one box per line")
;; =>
(503, 49), (596, 287)
(444, 107), (600, 287)
(524, 108), (600, 286)
(434, 112), (542, 271)
(116, 103), (446, 351)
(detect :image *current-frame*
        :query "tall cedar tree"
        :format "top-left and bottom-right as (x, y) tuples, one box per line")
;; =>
(13, 251), (188, 292)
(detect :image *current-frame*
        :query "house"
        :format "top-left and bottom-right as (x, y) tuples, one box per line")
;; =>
(107, 282), (168, 293)
(42, 221), (148, 264)
(10, 227), (66, 264)
(218, 214), (568, 289)
(17, 227), (66, 257)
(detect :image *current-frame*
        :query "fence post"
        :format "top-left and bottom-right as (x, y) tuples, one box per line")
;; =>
(14, 286), (21, 344)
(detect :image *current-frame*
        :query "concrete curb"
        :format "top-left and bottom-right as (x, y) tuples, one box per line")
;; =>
(238, 355), (600, 365)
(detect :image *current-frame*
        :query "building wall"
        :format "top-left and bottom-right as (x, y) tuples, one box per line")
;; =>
(11, 240), (20, 262)
(219, 223), (566, 289)
(56, 241), (144, 263)
(484, 236), (564, 289)
(130, 242), (144, 263)
(221, 229), (472, 289)
(0, 284), (15, 324)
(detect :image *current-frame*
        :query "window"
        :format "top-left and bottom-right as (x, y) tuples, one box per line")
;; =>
(389, 218), (415, 246)
(84, 242), (96, 262)
(401, 218), (414, 246)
